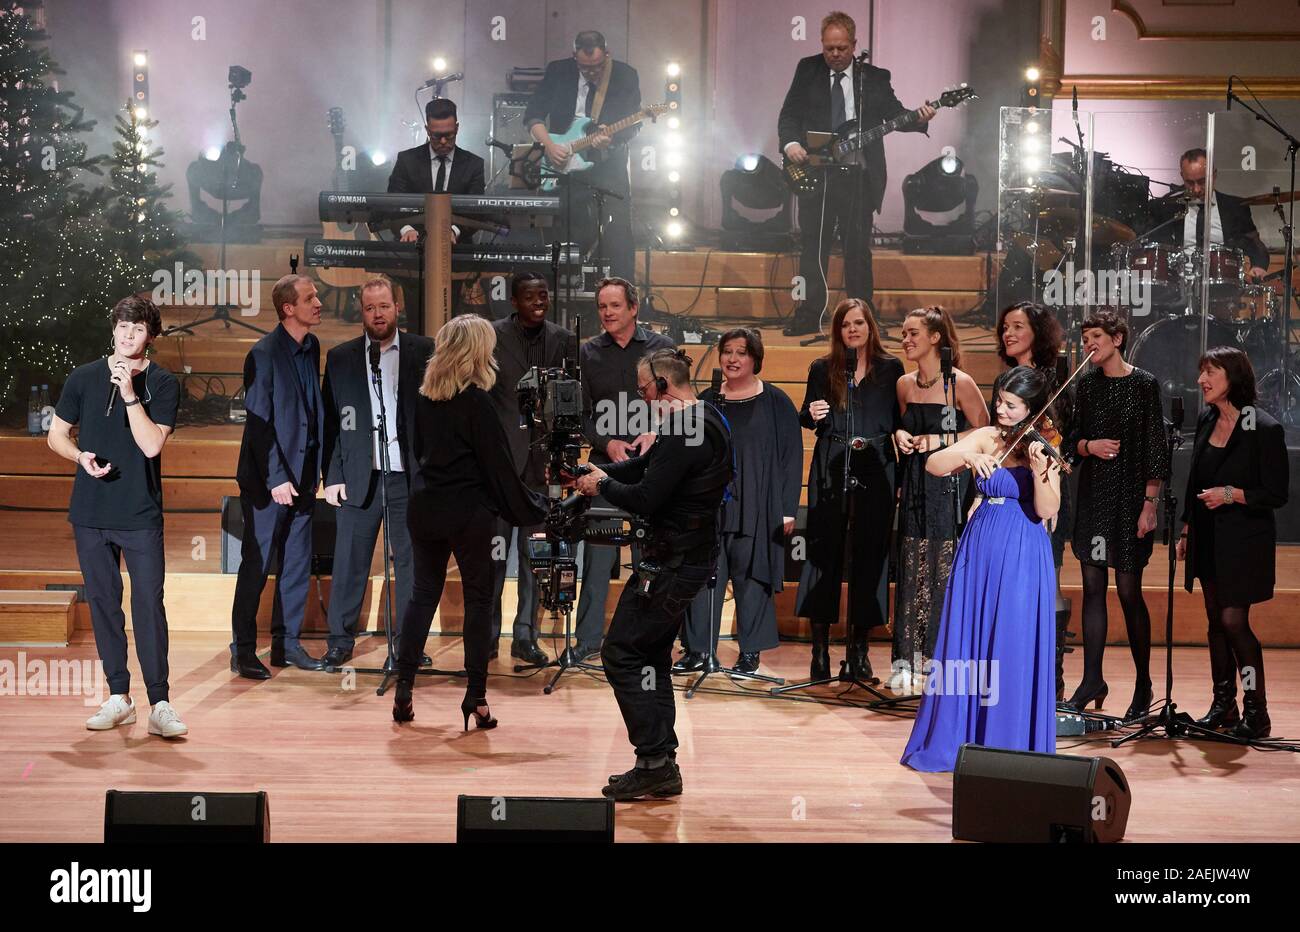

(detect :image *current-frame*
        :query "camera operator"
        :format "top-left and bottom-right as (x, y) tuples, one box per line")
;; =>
(574, 349), (732, 801)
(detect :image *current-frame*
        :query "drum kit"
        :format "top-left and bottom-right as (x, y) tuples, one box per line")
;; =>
(1004, 172), (1299, 419)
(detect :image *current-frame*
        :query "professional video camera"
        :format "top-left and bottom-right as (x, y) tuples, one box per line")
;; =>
(515, 356), (647, 613)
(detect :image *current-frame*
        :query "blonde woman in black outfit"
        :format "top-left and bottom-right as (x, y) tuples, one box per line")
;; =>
(1177, 347), (1288, 740)
(393, 315), (546, 728)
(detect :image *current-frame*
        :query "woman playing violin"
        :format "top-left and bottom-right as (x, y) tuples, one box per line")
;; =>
(901, 366), (1061, 772)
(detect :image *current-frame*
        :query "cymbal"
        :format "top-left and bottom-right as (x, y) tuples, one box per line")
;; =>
(1009, 232), (1063, 271)
(1240, 189), (1300, 207)
(1003, 186), (1079, 204)
(1035, 208), (1136, 247)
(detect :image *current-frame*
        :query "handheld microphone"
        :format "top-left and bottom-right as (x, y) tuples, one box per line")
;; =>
(940, 346), (953, 386)
(105, 384), (117, 416)
(420, 72), (464, 90)
(1227, 75), (1234, 112)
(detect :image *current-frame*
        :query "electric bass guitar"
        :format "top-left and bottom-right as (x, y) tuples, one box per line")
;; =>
(782, 84), (977, 195)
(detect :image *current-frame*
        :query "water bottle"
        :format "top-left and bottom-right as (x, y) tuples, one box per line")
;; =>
(26, 386), (41, 436)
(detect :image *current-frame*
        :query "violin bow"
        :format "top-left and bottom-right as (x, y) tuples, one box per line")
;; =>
(993, 350), (1095, 469)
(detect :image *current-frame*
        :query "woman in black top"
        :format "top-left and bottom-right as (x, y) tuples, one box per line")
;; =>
(796, 298), (903, 681)
(678, 329), (802, 676)
(890, 306), (987, 692)
(1176, 347), (1288, 740)
(1064, 312), (1170, 719)
(394, 315), (547, 729)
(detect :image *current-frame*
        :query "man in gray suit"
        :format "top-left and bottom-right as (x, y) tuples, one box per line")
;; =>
(320, 275), (434, 670)
(489, 272), (578, 664)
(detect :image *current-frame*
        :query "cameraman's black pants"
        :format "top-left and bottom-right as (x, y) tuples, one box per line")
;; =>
(601, 560), (713, 762)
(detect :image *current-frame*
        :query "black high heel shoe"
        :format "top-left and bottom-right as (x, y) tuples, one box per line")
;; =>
(1123, 681), (1153, 721)
(460, 694), (498, 731)
(393, 683), (414, 723)
(1064, 680), (1108, 712)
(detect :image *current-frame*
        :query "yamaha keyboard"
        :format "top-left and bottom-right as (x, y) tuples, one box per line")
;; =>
(318, 191), (560, 225)
(303, 238), (581, 271)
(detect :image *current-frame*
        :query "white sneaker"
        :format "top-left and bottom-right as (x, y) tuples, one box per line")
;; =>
(147, 700), (189, 739)
(86, 695), (136, 731)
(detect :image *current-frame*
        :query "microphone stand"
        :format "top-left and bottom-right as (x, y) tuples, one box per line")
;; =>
(774, 351), (890, 701)
(1227, 86), (1298, 425)
(684, 387), (787, 697)
(342, 345), (464, 694)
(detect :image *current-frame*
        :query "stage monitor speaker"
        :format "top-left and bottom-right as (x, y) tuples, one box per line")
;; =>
(952, 744), (1130, 843)
(456, 795), (613, 843)
(104, 790), (270, 843)
(220, 495), (337, 575)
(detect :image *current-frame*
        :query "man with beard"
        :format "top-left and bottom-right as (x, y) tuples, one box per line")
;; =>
(321, 275), (435, 670)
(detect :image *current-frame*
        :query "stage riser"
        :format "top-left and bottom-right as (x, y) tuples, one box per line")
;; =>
(2, 572), (1296, 647)
(0, 591), (77, 646)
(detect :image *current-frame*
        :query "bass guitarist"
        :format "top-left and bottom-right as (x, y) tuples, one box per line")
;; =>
(779, 11), (934, 336)
(524, 29), (641, 283)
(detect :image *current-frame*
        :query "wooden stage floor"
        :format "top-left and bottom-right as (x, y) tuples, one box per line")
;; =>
(2, 632), (1297, 843)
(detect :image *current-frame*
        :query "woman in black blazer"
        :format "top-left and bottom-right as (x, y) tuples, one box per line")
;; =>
(1177, 347), (1288, 739)
(394, 315), (547, 729)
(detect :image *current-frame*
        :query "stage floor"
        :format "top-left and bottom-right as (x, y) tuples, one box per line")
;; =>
(1, 632), (1297, 843)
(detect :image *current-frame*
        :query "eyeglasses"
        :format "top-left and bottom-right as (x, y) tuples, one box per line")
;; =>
(428, 130), (457, 141)
(636, 380), (654, 398)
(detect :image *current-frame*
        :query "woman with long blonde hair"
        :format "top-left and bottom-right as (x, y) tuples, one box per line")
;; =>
(394, 315), (546, 728)
(794, 298), (903, 682)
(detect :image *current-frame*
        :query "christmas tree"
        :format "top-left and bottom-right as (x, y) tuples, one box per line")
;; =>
(105, 100), (190, 276)
(0, 1), (191, 418)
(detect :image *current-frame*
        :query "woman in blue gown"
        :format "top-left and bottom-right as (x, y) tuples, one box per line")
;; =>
(901, 367), (1061, 773)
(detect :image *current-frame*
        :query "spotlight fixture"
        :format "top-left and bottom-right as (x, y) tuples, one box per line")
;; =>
(719, 152), (792, 249)
(901, 154), (978, 255)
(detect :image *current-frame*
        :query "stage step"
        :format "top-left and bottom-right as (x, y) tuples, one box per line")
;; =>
(0, 590), (78, 646)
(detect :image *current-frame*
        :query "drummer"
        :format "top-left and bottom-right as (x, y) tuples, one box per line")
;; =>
(1151, 147), (1269, 281)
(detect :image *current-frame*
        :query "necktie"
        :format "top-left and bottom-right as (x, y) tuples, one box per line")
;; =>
(434, 155), (447, 193)
(584, 80), (597, 118)
(831, 71), (846, 129)
(1194, 203), (1206, 245)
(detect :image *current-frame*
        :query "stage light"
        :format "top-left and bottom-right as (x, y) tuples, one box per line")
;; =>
(720, 153), (792, 248)
(669, 206), (680, 217)
(369, 150), (387, 166)
(1023, 155), (1042, 172)
(668, 170), (681, 183)
(204, 146), (221, 161)
(133, 51), (147, 67)
(432, 56), (448, 73)
(666, 133), (683, 149)
(1022, 65), (1041, 107)
(666, 62), (681, 77)
(132, 48), (149, 112)
(667, 116), (680, 130)
(940, 153), (959, 175)
(1025, 66), (1040, 82)
(902, 154), (979, 255)
(666, 220), (684, 238)
(665, 151), (683, 168)
(738, 153), (760, 172)
(134, 106), (148, 120)
(1022, 136), (1042, 155)
(1024, 121), (1040, 134)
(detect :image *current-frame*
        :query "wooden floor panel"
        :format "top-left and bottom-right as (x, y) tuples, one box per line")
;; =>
(1, 633), (1297, 842)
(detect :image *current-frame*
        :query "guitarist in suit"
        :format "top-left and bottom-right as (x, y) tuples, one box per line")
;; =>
(389, 97), (486, 243)
(524, 29), (641, 282)
(320, 275), (435, 670)
(779, 11), (934, 336)
(488, 272), (579, 665)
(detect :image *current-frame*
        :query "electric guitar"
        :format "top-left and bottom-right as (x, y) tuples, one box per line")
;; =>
(782, 84), (977, 195)
(515, 103), (670, 191)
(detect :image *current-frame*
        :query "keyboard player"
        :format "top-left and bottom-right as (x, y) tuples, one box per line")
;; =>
(388, 97), (486, 244)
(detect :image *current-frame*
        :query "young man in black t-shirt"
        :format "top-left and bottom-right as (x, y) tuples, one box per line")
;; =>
(47, 296), (187, 739)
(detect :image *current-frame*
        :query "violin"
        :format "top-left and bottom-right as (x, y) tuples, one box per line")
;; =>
(998, 414), (1071, 474)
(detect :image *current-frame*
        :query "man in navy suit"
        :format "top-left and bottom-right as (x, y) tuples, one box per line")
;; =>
(320, 275), (434, 670)
(524, 30), (641, 281)
(778, 11), (933, 335)
(388, 97), (485, 243)
(230, 274), (327, 679)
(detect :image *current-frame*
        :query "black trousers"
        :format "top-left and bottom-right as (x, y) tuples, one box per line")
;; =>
(797, 170), (874, 319)
(326, 471), (413, 652)
(563, 152), (634, 282)
(685, 532), (780, 654)
(73, 525), (170, 705)
(573, 495), (638, 648)
(602, 559), (713, 761)
(397, 506), (496, 698)
(490, 518), (542, 642)
(230, 487), (314, 655)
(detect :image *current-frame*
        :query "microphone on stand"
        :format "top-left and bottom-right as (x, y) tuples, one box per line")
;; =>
(485, 137), (515, 156)
(844, 347), (858, 383)
(1170, 396), (1185, 433)
(940, 346), (953, 387)
(1227, 75), (1234, 112)
(420, 72), (463, 90)
(368, 341), (382, 373)
(710, 366), (724, 406)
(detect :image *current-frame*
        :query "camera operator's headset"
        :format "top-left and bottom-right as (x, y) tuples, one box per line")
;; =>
(646, 350), (736, 506)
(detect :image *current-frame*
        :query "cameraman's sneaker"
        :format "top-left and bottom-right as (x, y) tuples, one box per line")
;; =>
(147, 701), (189, 739)
(603, 762), (683, 801)
(86, 695), (136, 731)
